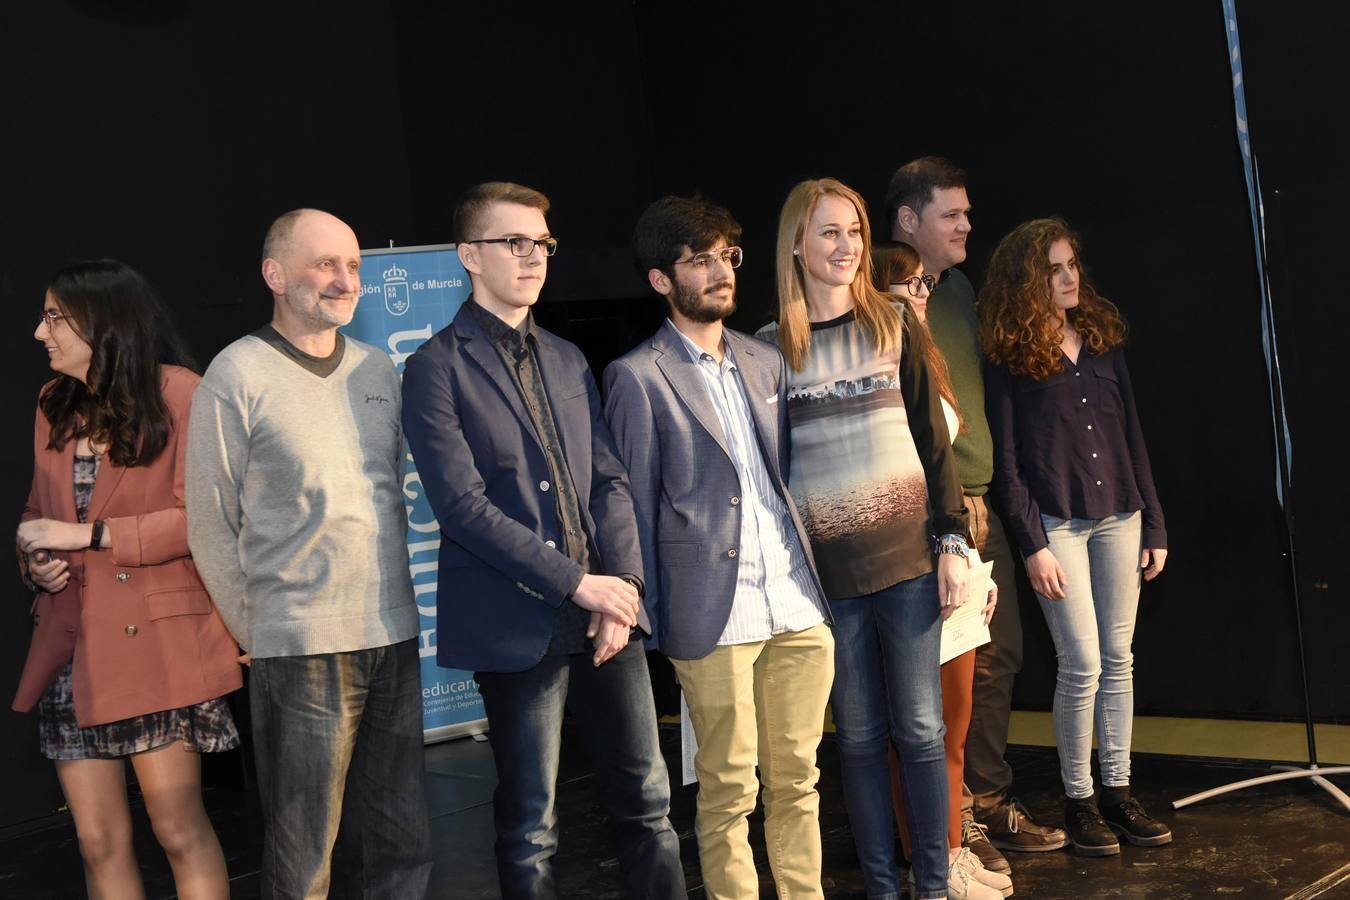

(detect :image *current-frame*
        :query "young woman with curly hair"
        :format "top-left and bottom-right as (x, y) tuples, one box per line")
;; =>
(979, 218), (1171, 857)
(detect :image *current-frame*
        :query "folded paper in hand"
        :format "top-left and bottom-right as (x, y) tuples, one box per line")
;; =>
(940, 549), (994, 665)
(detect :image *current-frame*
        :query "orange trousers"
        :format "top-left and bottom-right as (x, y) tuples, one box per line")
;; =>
(890, 648), (976, 854)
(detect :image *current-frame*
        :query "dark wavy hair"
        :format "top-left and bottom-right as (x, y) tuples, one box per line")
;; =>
(40, 260), (196, 467)
(632, 195), (743, 276)
(978, 218), (1125, 381)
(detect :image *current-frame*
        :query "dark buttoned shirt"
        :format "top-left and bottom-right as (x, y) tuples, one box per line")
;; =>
(986, 347), (1166, 557)
(466, 299), (591, 654)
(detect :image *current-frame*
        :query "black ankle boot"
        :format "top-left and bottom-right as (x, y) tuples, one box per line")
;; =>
(1098, 787), (1173, 847)
(1064, 796), (1120, 857)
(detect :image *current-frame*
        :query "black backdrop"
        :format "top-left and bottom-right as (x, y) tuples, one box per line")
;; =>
(1, 1), (1344, 830)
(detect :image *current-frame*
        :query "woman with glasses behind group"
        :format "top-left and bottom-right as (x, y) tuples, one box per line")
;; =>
(873, 241), (1010, 898)
(13, 260), (242, 899)
(758, 179), (979, 900)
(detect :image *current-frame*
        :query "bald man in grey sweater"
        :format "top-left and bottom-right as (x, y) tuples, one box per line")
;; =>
(186, 209), (431, 899)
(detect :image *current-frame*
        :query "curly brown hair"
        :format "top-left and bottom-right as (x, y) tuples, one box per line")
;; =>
(978, 217), (1125, 380)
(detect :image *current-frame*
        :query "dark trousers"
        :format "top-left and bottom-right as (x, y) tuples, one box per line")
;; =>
(476, 641), (685, 900)
(250, 639), (433, 900)
(963, 495), (1025, 814)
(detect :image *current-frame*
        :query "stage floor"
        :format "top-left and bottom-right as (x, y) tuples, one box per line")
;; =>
(2, 724), (1347, 898)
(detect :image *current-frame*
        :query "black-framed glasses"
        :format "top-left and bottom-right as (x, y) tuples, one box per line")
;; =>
(37, 310), (69, 329)
(465, 236), (559, 257)
(892, 274), (937, 298)
(673, 246), (743, 270)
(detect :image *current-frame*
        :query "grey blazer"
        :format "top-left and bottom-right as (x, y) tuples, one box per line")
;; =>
(602, 324), (829, 660)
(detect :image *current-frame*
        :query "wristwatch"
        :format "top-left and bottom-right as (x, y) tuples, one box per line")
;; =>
(934, 532), (970, 558)
(89, 519), (105, 550)
(618, 574), (645, 599)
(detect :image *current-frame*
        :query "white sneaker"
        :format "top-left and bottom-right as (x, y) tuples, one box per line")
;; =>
(946, 847), (1008, 900)
(953, 846), (1014, 897)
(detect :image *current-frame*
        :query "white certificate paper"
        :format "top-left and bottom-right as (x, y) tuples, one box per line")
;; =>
(940, 550), (994, 665)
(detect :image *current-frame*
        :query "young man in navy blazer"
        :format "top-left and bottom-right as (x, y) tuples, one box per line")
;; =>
(400, 182), (684, 899)
(604, 197), (834, 899)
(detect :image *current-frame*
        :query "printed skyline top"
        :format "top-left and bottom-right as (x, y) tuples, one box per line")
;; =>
(759, 307), (948, 600)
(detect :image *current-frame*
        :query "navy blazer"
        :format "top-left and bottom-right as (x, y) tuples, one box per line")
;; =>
(603, 325), (829, 660)
(402, 302), (647, 673)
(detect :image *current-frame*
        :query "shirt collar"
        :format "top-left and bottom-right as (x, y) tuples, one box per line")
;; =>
(666, 319), (735, 371)
(469, 295), (534, 348)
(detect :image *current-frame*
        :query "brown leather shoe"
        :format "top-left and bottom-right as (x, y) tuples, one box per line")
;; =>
(975, 798), (1069, 852)
(962, 817), (1012, 875)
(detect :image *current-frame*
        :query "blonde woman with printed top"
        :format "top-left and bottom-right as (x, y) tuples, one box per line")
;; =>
(758, 179), (979, 900)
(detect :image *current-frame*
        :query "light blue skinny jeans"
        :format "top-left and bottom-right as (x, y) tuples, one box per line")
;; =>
(1035, 511), (1143, 800)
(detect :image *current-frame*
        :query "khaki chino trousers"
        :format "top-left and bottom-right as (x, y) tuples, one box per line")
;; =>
(671, 622), (835, 900)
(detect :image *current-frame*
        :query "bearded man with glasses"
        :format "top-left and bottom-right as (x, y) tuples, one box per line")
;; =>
(401, 182), (684, 899)
(604, 196), (835, 899)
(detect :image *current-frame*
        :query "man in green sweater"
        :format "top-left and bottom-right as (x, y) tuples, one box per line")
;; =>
(888, 158), (1068, 870)
(186, 209), (431, 898)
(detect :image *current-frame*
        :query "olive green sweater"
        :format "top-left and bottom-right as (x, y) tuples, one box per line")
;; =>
(925, 268), (995, 496)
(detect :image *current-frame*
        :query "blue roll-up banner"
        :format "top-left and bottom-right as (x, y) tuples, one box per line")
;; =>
(341, 244), (487, 743)
(1221, 0), (1293, 506)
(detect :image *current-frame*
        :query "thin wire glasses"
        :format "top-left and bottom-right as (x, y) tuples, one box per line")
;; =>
(672, 246), (743, 269)
(37, 310), (69, 329)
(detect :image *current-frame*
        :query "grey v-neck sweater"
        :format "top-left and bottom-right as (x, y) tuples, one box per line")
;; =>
(185, 333), (418, 658)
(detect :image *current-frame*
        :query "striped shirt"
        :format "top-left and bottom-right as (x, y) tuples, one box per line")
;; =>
(669, 321), (825, 645)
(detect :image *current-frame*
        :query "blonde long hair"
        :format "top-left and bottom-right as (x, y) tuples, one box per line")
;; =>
(773, 178), (903, 372)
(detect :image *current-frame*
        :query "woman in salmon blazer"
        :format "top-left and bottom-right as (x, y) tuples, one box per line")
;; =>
(13, 259), (242, 899)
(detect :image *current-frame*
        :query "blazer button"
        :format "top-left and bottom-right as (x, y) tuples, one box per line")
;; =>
(116, 572), (130, 582)
(539, 480), (551, 492)
(727, 548), (738, 559)
(545, 540), (557, 549)
(32, 614), (40, 625)
(730, 496), (740, 506)
(124, 624), (138, 636)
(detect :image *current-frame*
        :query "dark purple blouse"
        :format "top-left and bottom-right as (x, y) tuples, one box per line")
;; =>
(985, 347), (1166, 556)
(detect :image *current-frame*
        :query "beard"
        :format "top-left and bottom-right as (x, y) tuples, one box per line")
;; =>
(670, 278), (735, 324)
(285, 285), (357, 329)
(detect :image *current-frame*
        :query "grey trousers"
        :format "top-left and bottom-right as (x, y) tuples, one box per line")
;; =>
(250, 639), (433, 899)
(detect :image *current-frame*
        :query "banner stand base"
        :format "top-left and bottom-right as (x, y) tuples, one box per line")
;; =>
(423, 720), (490, 746)
(1172, 764), (1350, 814)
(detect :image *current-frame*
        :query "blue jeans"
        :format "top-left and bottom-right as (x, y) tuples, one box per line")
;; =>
(476, 640), (684, 900)
(249, 639), (433, 899)
(1036, 511), (1143, 799)
(830, 574), (948, 900)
